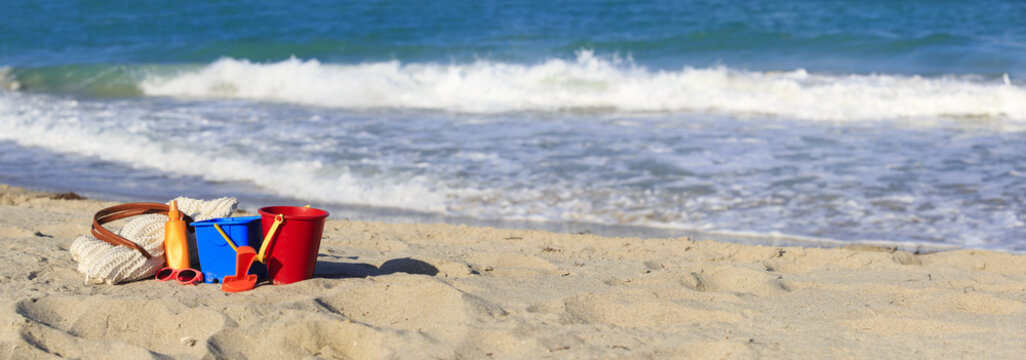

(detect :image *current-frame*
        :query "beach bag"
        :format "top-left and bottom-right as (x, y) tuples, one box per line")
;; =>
(69, 197), (238, 285)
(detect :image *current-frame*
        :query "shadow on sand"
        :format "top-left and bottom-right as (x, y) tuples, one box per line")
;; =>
(314, 256), (439, 279)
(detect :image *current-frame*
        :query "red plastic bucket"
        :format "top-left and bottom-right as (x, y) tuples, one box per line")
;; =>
(257, 206), (329, 284)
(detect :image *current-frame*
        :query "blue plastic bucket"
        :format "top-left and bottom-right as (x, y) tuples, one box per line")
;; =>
(192, 216), (265, 283)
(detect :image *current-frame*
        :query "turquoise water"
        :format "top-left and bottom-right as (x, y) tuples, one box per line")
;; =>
(2, 1), (1025, 250)
(4, 1), (1025, 74)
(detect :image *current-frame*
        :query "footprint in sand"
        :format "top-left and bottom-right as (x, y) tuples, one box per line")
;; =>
(14, 296), (223, 358)
(205, 317), (402, 359)
(559, 291), (742, 327)
(464, 253), (560, 276)
(844, 317), (985, 335)
(314, 276), (472, 343)
(683, 265), (794, 295)
(922, 291), (1026, 315)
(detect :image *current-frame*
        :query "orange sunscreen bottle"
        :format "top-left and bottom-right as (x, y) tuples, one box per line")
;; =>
(164, 200), (190, 269)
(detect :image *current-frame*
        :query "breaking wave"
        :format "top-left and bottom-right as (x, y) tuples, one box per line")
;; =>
(4, 53), (1025, 121)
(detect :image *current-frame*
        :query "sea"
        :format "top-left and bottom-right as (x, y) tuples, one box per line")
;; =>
(1, 1), (1024, 251)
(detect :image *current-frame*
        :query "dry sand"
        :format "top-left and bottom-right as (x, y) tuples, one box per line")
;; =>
(0, 184), (1024, 359)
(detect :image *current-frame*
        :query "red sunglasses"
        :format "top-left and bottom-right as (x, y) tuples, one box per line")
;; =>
(155, 267), (204, 285)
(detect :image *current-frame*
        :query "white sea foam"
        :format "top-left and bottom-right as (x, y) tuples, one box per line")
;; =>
(0, 92), (448, 212)
(139, 52), (1026, 122)
(2, 84), (1024, 251)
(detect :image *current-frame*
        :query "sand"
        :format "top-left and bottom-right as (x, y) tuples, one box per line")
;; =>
(0, 184), (1024, 359)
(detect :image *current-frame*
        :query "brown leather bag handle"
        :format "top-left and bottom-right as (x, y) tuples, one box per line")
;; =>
(91, 202), (194, 259)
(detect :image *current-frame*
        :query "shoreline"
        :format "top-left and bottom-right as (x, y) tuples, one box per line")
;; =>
(2, 180), (966, 254)
(1, 184), (1025, 358)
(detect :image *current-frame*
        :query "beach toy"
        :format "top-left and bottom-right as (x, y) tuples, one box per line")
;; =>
(257, 206), (329, 285)
(192, 216), (263, 284)
(163, 201), (190, 270)
(211, 222), (259, 292)
(222, 245), (259, 292)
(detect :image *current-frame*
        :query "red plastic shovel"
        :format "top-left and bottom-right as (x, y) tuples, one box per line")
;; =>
(221, 246), (258, 292)
(213, 223), (259, 292)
